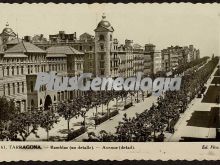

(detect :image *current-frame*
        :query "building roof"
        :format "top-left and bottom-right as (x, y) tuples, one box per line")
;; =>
(5, 41), (46, 53)
(46, 46), (84, 57)
(4, 53), (28, 58)
(6, 38), (22, 45)
(80, 32), (93, 38)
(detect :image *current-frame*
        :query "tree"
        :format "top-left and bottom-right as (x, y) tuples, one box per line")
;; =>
(103, 91), (114, 117)
(57, 100), (80, 133)
(114, 91), (121, 111)
(0, 97), (18, 122)
(8, 110), (43, 141)
(119, 90), (128, 106)
(0, 97), (19, 140)
(80, 91), (94, 127)
(39, 107), (59, 141)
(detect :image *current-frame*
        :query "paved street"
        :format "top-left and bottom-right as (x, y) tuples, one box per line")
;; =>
(73, 95), (158, 141)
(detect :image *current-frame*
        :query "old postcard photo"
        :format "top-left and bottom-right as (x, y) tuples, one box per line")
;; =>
(0, 3), (219, 161)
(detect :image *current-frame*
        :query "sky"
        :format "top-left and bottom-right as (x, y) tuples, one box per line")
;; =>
(0, 3), (219, 57)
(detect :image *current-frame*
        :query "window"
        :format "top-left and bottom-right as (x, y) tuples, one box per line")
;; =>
(17, 82), (20, 93)
(28, 66), (30, 74)
(22, 82), (24, 93)
(58, 92), (60, 101)
(100, 44), (104, 51)
(30, 66), (33, 73)
(89, 46), (92, 51)
(100, 61), (105, 68)
(110, 34), (112, 41)
(8, 84), (10, 95)
(12, 83), (15, 94)
(3, 84), (5, 96)
(21, 66), (24, 74)
(100, 70), (104, 75)
(79, 46), (83, 51)
(99, 34), (104, 41)
(7, 66), (9, 76)
(17, 66), (19, 75)
(100, 54), (104, 60)
(89, 54), (93, 59)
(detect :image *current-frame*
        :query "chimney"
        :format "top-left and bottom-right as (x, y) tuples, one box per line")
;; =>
(23, 36), (32, 42)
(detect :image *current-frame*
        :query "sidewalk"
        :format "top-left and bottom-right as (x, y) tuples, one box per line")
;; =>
(166, 65), (220, 142)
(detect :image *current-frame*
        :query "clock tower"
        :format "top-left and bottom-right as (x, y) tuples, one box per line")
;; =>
(94, 14), (114, 77)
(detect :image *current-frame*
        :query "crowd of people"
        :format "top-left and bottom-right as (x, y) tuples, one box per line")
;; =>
(85, 57), (219, 142)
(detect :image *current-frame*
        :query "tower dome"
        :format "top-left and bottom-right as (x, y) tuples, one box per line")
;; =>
(2, 23), (16, 36)
(95, 14), (114, 32)
(97, 15), (111, 28)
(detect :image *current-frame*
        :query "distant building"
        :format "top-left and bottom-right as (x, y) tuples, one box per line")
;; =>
(143, 44), (155, 75)
(161, 45), (200, 71)
(133, 43), (144, 74)
(49, 31), (77, 44)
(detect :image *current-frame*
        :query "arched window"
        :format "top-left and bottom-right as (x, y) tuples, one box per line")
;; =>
(54, 95), (56, 101)
(99, 34), (105, 41)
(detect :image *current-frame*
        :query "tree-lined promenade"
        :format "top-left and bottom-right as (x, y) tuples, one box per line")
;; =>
(84, 56), (219, 142)
(0, 56), (216, 141)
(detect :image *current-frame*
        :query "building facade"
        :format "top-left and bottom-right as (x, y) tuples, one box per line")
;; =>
(161, 45), (200, 71)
